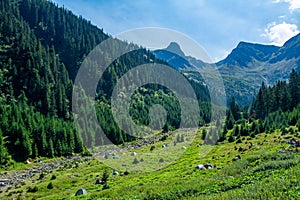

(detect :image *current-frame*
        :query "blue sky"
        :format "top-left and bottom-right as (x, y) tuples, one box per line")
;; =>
(52, 0), (300, 62)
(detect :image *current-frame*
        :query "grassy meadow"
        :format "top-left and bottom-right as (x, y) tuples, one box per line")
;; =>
(1, 127), (299, 200)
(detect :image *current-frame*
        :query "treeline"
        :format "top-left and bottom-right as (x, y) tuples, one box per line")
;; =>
(218, 69), (300, 144)
(0, 91), (84, 164)
(251, 69), (300, 119)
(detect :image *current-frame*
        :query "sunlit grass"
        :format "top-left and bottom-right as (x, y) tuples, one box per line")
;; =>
(1, 128), (299, 199)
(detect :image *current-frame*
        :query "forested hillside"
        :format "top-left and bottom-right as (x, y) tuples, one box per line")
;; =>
(0, 0), (86, 164)
(221, 69), (300, 144)
(0, 0), (211, 165)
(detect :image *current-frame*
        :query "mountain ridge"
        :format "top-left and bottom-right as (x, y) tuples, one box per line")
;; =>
(153, 33), (300, 105)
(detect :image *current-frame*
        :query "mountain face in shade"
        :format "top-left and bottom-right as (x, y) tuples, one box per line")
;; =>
(269, 33), (300, 64)
(165, 42), (186, 57)
(153, 42), (194, 70)
(153, 42), (209, 70)
(216, 42), (280, 68)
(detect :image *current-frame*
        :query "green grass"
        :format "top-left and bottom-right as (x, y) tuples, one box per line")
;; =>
(1, 128), (299, 199)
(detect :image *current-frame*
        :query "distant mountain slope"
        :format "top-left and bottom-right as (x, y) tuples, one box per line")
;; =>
(217, 33), (300, 104)
(216, 42), (279, 68)
(153, 42), (209, 70)
(270, 33), (300, 64)
(155, 34), (300, 105)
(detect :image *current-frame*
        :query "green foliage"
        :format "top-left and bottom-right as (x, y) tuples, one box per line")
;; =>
(0, 0), (86, 162)
(0, 0), (213, 164)
(50, 175), (56, 180)
(38, 173), (45, 180)
(251, 70), (300, 119)
(150, 146), (155, 151)
(101, 170), (109, 184)
(132, 158), (139, 164)
(160, 134), (168, 141)
(0, 128), (11, 165)
(229, 96), (241, 121)
(102, 183), (110, 190)
(46, 182), (53, 189)
(228, 133), (235, 143)
(201, 129), (207, 140)
(27, 186), (38, 193)
(223, 70), (300, 141)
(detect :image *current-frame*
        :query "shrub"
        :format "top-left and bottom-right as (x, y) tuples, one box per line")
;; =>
(132, 158), (139, 164)
(38, 173), (45, 180)
(47, 182), (53, 189)
(50, 175), (56, 180)
(281, 128), (288, 135)
(27, 186), (38, 193)
(228, 134), (235, 143)
(160, 135), (168, 141)
(103, 183), (110, 190)
(251, 159), (298, 173)
(236, 138), (242, 144)
(102, 170), (109, 184)
(150, 146), (155, 151)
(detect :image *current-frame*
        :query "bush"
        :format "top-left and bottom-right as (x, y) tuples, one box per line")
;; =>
(103, 183), (109, 190)
(38, 173), (45, 180)
(102, 170), (109, 184)
(228, 134), (235, 143)
(160, 135), (168, 141)
(80, 147), (92, 156)
(236, 138), (242, 144)
(150, 146), (155, 151)
(281, 128), (288, 135)
(252, 159), (298, 173)
(132, 158), (139, 164)
(50, 175), (56, 180)
(47, 182), (53, 189)
(201, 129), (207, 140)
(27, 186), (38, 193)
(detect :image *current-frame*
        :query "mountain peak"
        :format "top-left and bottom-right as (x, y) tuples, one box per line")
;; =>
(217, 41), (280, 67)
(164, 42), (185, 57)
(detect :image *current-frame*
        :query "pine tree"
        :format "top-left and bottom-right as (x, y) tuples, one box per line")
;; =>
(289, 69), (299, 110)
(0, 129), (10, 165)
(228, 132), (235, 143)
(201, 129), (207, 140)
(229, 96), (240, 121)
(48, 138), (54, 158)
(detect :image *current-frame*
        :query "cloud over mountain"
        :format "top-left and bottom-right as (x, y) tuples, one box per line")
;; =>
(263, 22), (300, 46)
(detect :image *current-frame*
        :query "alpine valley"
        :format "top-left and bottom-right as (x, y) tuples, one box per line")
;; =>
(0, 0), (299, 200)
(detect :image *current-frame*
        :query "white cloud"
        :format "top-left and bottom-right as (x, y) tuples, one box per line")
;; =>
(274, 0), (300, 13)
(213, 50), (231, 62)
(263, 22), (300, 46)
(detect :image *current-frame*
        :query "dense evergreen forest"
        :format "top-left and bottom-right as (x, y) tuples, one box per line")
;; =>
(219, 69), (300, 144)
(0, 0), (211, 165)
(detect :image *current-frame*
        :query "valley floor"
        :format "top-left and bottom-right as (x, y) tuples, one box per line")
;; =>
(1, 128), (299, 200)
